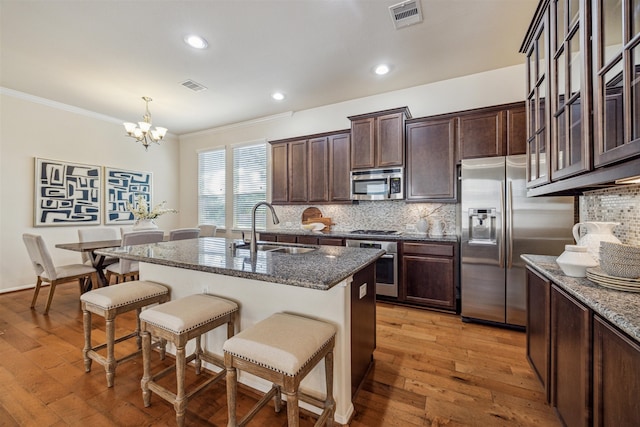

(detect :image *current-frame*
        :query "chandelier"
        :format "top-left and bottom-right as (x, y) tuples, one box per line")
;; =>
(123, 96), (168, 150)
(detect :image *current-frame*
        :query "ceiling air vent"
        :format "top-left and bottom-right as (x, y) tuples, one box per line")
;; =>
(389, 0), (423, 29)
(180, 79), (208, 92)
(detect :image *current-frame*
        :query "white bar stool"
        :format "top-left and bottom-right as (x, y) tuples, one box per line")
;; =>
(80, 280), (170, 387)
(140, 293), (238, 427)
(223, 312), (336, 427)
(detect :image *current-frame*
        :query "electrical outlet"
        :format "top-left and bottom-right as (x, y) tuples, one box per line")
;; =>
(359, 283), (367, 299)
(406, 224), (416, 231)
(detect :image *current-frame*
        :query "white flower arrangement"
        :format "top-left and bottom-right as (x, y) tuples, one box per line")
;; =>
(127, 195), (177, 220)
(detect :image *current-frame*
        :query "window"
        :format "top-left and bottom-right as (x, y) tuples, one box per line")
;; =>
(198, 141), (267, 230)
(198, 148), (225, 227)
(233, 143), (267, 229)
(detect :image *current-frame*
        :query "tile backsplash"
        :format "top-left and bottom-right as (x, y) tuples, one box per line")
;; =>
(272, 201), (458, 235)
(580, 184), (640, 245)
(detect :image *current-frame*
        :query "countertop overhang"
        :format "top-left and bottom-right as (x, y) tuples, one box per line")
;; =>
(522, 254), (640, 343)
(96, 237), (385, 291)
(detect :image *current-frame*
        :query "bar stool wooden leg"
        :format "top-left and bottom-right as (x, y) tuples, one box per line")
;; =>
(225, 365), (238, 427)
(175, 344), (187, 427)
(82, 310), (92, 372)
(141, 330), (152, 407)
(325, 351), (335, 427)
(285, 389), (299, 427)
(105, 317), (116, 387)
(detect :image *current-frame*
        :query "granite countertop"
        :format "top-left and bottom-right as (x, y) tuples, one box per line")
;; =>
(522, 254), (640, 343)
(96, 237), (385, 291)
(260, 228), (459, 243)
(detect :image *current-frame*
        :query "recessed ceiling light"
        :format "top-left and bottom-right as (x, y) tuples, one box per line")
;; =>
(184, 34), (208, 49)
(374, 64), (390, 75)
(272, 92), (285, 101)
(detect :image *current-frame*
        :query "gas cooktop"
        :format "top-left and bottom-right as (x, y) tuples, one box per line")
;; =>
(349, 229), (399, 235)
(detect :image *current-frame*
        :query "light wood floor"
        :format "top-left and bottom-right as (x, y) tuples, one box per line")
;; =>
(0, 284), (561, 426)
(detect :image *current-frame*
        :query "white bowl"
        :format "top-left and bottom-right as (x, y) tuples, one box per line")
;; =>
(301, 222), (325, 231)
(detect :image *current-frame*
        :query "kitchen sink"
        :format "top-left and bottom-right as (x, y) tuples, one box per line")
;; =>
(269, 246), (317, 254)
(233, 242), (317, 254)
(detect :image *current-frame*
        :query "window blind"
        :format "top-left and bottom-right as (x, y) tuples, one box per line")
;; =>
(198, 149), (226, 227)
(233, 143), (267, 229)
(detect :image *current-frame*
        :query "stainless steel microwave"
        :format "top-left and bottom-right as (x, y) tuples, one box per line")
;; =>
(350, 168), (404, 200)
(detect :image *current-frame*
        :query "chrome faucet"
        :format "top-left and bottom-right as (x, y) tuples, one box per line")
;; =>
(250, 202), (280, 254)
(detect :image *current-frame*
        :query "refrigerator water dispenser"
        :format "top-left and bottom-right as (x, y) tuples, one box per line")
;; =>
(468, 208), (497, 244)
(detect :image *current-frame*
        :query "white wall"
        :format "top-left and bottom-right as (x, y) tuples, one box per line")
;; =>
(0, 92), (180, 292)
(178, 64), (527, 233)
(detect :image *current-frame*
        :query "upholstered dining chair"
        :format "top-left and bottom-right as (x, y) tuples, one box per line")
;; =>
(119, 226), (134, 238)
(22, 233), (99, 315)
(197, 224), (217, 237)
(169, 228), (201, 241)
(78, 227), (121, 265)
(105, 230), (164, 284)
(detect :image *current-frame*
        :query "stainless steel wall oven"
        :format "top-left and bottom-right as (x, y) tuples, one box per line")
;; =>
(346, 239), (398, 297)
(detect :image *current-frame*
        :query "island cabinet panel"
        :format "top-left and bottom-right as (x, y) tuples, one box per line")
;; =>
(349, 107), (410, 170)
(288, 140), (308, 202)
(350, 261), (376, 397)
(406, 117), (457, 202)
(328, 133), (351, 201)
(271, 143), (288, 203)
(308, 137), (329, 202)
(551, 285), (592, 427)
(400, 242), (457, 312)
(525, 266), (551, 403)
(593, 316), (640, 427)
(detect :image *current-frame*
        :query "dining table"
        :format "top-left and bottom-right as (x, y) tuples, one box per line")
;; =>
(55, 239), (122, 287)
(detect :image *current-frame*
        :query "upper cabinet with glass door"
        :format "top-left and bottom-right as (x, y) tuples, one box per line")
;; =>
(524, 7), (551, 187)
(551, 0), (591, 179)
(592, 0), (640, 166)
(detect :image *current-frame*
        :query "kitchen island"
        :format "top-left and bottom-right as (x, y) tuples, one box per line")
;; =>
(97, 237), (384, 424)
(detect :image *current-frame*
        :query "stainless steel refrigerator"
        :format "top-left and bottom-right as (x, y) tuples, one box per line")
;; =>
(461, 155), (574, 327)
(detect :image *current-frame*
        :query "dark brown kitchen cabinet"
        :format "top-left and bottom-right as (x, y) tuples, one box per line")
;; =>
(551, 284), (591, 427)
(308, 137), (329, 202)
(525, 267), (551, 403)
(401, 242), (457, 312)
(458, 109), (505, 159)
(288, 140), (308, 202)
(259, 233), (276, 242)
(269, 130), (351, 204)
(458, 102), (527, 160)
(258, 233), (344, 247)
(522, 5), (551, 188)
(349, 107), (410, 170)
(271, 143), (288, 203)
(593, 316), (640, 427)
(406, 117), (457, 202)
(521, 0), (640, 196)
(592, 0), (640, 167)
(328, 133), (351, 201)
(549, 0), (590, 181)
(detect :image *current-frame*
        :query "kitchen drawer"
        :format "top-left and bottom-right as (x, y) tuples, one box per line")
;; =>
(318, 237), (344, 246)
(297, 235), (319, 245)
(403, 242), (454, 257)
(277, 235), (297, 244)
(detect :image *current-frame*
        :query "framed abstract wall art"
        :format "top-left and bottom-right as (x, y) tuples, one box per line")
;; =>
(104, 167), (152, 224)
(34, 158), (101, 226)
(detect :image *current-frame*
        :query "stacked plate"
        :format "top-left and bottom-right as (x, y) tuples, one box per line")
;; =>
(586, 266), (640, 293)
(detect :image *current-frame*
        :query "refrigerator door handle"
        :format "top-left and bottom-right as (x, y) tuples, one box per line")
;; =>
(499, 181), (505, 268)
(507, 179), (514, 268)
